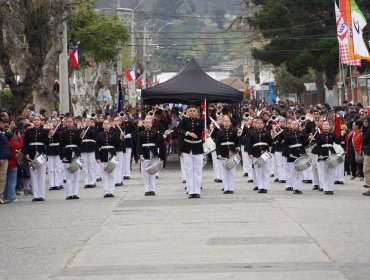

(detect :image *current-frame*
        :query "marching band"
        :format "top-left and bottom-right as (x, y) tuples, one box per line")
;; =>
(16, 102), (355, 202)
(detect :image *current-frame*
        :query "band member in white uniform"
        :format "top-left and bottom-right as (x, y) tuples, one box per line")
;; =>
(248, 119), (272, 193)
(80, 118), (98, 189)
(216, 116), (240, 194)
(176, 105), (206, 198)
(283, 120), (308, 194)
(95, 120), (121, 197)
(46, 118), (63, 190)
(22, 115), (49, 201)
(271, 117), (286, 183)
(240, 117), (254, 182)
(59, 117), (82, 200)
(137, 117), (166, 196)
(316, 120), (341, 195)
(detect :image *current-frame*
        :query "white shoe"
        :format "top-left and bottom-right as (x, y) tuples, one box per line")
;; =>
(11, 199), (18, 203)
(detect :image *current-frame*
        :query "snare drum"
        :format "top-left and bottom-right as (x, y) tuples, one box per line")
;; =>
(29, 154), (48, 170)
(293, 155), (312, 172)
(223, 154), (241, 170)
(326, 154), (344, 169)
(203, 137), (216, 155)
(255, 151), (272, 168)
(145, 157), (163, 175)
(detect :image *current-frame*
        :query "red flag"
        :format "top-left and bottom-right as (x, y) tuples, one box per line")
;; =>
(147, 79), (153, 87)
(68, 43), (80, 69)
(137, 75), (144, 88)
(125, 67), (135, 82)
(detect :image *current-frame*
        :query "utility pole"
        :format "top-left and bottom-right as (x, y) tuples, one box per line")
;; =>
(59, 20), (69, 114)
(130, 10), (137, 107)
(143, 22), (147, 89)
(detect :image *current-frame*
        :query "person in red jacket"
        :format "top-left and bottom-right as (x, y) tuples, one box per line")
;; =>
(345, 120), (364, 180)
(4, 130), (23, 202)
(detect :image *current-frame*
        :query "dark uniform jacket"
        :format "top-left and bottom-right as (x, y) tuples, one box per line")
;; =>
(46, 125), (63, 156)
(176, 117), (204, 155)
(137, 128), (164, 160)
(22, 127), (49, 160)
(247, 129), (272, 158)
(113, 126), (126, 153)
(272, 128), (285, 153)
(316, 131), (341, 161)
(80, 126), (97, 153)
(239, 125), (250, 147)
(95, 128), (119, 162)
(59, 128), (81, 163)
(216, 127), (240, 158)
(122, 120), (134, 149)
(283, 130), (308, 163)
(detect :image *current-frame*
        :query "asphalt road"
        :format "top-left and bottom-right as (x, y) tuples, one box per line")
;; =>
(1, 156), (370, 280)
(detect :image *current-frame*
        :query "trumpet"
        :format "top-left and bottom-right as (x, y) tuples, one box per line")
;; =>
(87, 113), (96, 119)
(118, 111), (125, 117)
(147, 110), (154, 117)
(271, 115), (277, 121)
(300, 116), (306, 122)
(215, 110), (222, 118)
(243, 112), (250, 119)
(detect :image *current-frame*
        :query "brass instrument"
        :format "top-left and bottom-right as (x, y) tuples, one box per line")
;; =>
(215, 110), (222, 118)
(147, 110), (154, 117)
(243, 112), (250, 119)
(118, 111), (125, 117)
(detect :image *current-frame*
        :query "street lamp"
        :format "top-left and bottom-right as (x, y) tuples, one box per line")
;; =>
(153, 44), (178, 83)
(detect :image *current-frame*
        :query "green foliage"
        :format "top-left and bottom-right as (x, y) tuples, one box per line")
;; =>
(274, 64), (313, 96)
(0, 89), (12, 98)
(68, 3), (129, 67)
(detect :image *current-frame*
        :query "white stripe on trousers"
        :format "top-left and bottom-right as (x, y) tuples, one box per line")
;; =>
(317, 160), (335, 191)
(114, 151), (124, 184)
(123, 148), (131, 176)
(211, 150), (222, 180)
(253, 157), (270, 189)
(47, 155), (63, 187)
(287, 162), (304, 191)
(65, 164), (80, 196)
(180, 155), (186, 181)
(221, 164), (236, 191)
(141, 160), (156, 192)
(30, 163), (46, 198)
(183, 152), (203, 195)
(81, 152), (96, 185)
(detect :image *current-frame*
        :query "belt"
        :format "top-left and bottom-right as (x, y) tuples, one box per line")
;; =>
(185, 139), (202, 144)
(49, 143), (59, 147)
(322, 144), (333, 148)
(253, 142), (268, 147)
(82, 139), (96, 143)
(289, 144), (302, 148)
(221, 141), (235, 146)
(30, 142), (44, 146)
(142, 143), (155, 147)
(65, 144), (77, 148)
(99, 145), (114, 151)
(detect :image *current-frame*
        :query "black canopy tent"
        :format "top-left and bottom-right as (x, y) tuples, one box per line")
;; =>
(141, 58), (243, 105)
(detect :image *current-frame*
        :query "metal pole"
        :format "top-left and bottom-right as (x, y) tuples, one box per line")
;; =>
(130, 10), (137, 107)
(143, 22), (147, 89)
(59, 20), (69, 114)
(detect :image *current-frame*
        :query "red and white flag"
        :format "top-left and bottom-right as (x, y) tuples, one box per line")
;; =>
(125, 67), (135, 82)
(68, 42), (80, 69)
(147, 79), (153, 87)
(137, 75), (144, 88)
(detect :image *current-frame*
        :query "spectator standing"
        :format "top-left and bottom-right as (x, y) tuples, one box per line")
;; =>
(0, 118), (11, 204)
(362, 117), (370, 195)
(346, 120), (364, 180)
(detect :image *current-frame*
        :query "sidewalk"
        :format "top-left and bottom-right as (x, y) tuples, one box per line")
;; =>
(1, 158), (370, 280)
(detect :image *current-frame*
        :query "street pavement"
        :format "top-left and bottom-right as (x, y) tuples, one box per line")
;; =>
(1, 156), (370, 280)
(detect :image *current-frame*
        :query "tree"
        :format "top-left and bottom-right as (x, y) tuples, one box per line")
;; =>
(0, 0), (128, 114)
(239, 0), (370, 103)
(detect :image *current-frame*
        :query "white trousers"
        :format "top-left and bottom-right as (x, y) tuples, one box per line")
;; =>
(271, 153), (277, 177)
(335, 155), (345, 181)
(284, 157), (292, 188)
(123, 148), (131, 177)
(141, 160), (156, 192)
(114, 151), (124, 184)
(211, 151), (222, 180)
(81, 152), (96, 185)
(183, 152), (203, 195)
(30, 163), (47, 199)
(221, 164), (236, 191)
(65, 164), (80, 196)
(241, 146), (253, 180)
(275, 152), (286, 181)
(317, 161), (335, 192)
(47, 155), (63, 187)
(253, 157), (270, 190)
(180, 155), (186, 181)
(287, 162), (304, 191)
(100, 163), (115, 194)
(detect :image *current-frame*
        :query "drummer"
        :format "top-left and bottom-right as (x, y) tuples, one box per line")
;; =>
(283, 120), (308, 194)
(216, 115), (240, 194)
(137, 116), (166, 196)
(59, 116), (82, 200)
(240, 116), (254, 183)
(210, 116), (223, 183)
(22, 115), (49, 202)
(248, 118), (272, 193)
(316, 120), (341, 195)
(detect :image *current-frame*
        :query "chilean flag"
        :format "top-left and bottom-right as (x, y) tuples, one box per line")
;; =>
(137, 75), (144, 88)
(125, 67), (135, 82)
(68, 42), (80, 69)
(147, 79), (153, 87)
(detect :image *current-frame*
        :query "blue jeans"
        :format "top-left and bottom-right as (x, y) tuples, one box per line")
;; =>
(4, 168), (17, 201)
